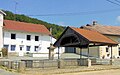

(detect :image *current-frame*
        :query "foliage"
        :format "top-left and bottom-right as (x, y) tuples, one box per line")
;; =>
(3, 10), (65, 39)
(1, 48), (8, 57)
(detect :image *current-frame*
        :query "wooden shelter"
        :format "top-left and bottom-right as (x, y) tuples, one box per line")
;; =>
(54, 26), (117, 47)
(54, 26), (118, 66)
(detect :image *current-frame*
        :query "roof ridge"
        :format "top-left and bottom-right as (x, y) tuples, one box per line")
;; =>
(4, 20), (44, 26)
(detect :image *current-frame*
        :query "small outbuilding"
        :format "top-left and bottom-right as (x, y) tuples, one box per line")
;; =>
(54, 26), (118, 66)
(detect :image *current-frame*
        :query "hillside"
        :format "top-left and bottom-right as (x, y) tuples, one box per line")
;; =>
(3, 10), (65, 39)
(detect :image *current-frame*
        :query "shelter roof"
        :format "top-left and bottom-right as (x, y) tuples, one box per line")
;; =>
(54, 26), (118, 47)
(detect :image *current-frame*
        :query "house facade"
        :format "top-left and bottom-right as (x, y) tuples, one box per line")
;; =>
(79, 21), (120, 59)
(0, 10), (64, 58)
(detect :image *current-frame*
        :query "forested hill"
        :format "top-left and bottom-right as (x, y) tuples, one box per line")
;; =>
(3, 10), (65, 39)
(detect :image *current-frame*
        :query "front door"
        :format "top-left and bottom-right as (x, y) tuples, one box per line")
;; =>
(19, 45), (24, 56)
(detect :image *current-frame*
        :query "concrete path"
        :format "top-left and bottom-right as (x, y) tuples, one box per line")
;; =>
(0, 69), (20, 75)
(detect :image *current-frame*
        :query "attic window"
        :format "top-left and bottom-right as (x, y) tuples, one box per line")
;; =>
(11, 33), (16, 39)
(35, 36), (39, 41)
(27, 35), (31, 40)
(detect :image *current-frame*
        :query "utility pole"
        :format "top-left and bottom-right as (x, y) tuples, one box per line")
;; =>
(14, 0), (18, 21)
(50, 28), (52, 44)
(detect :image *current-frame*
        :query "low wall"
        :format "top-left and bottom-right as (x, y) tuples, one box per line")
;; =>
(113, 59), (120, 65)
(0, 60), (25, 72)
(0, 58), (113, 71)
(8, 52), (18, 57)
(96, 59), (110, 65)
(22, 59), (81, 68)
(0, 59), (92, 70)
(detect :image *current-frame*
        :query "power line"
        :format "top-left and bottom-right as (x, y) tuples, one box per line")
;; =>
(106, 0), (120, 6)
(26, 8), (120, 16)
(114, 0), (120, 3)
(14, 0), (18, 20)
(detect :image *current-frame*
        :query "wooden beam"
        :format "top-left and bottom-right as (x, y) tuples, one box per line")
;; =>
(111, 45), (113, 59)
(80, 47), (82, 59)
(58, 47), (60, 59)
(88, 45), (90, 59)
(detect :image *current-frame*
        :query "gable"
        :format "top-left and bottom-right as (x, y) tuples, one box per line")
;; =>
(54, 26), (118, 48)
(54, 27), (90, 47)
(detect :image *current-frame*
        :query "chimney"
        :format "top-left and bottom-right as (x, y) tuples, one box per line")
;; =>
(93, 21), (97, 25)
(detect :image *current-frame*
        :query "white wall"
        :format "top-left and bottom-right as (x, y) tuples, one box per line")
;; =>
(0, 13), (4, 49)
(3, 30), (65, 57)
(99, 45), (119, 59)
(4, 30), (51, 53)
(51, 37), (65, 57)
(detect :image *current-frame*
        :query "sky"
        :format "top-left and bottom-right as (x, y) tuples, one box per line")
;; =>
(1, 0), (120, 27)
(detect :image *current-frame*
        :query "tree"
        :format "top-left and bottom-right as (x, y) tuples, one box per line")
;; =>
(3, 10), (65, 39)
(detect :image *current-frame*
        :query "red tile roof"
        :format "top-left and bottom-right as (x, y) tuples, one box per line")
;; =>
(4, 20), (51, 35)
(70, 27), (118, 44)
(81, 24), (120, 35)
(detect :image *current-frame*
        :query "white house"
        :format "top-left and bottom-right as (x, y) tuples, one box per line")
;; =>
(0, 10), (64, 58)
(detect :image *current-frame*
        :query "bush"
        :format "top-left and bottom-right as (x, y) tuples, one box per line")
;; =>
(1, 48), (8, 57)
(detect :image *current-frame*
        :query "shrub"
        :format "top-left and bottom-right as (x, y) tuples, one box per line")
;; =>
(1, 48), (8, 57)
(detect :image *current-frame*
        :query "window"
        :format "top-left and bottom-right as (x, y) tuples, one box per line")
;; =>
(34, 46), (39, 51)
(106, 47), (109, 52)
(27, 35), (31, 40)
(35, 36), (39, 41)
(26, 46), (31, 51)
(4, 45), (9, 50)
(11, 34), (16, 39)
(11, 45), (16, 51)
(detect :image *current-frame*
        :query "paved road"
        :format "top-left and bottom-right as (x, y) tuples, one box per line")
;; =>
(0, 69), (20, 75)
(54, 69), (120, 75)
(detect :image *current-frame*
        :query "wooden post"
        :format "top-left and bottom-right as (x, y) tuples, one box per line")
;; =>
(58, 47), (60, 68)
(111, 45), (113, 59)
(88, 45), (89, 59)
(87, 44), (91, 67)
(79, 47), (82, 66)
(79, 47), (81, 59)
(58, 47), (60, 59)
(110, 45), (114, 65)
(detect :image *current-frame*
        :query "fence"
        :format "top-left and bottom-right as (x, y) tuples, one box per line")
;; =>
(0, 58), (112, 71)
(22, 60), (58, 68)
